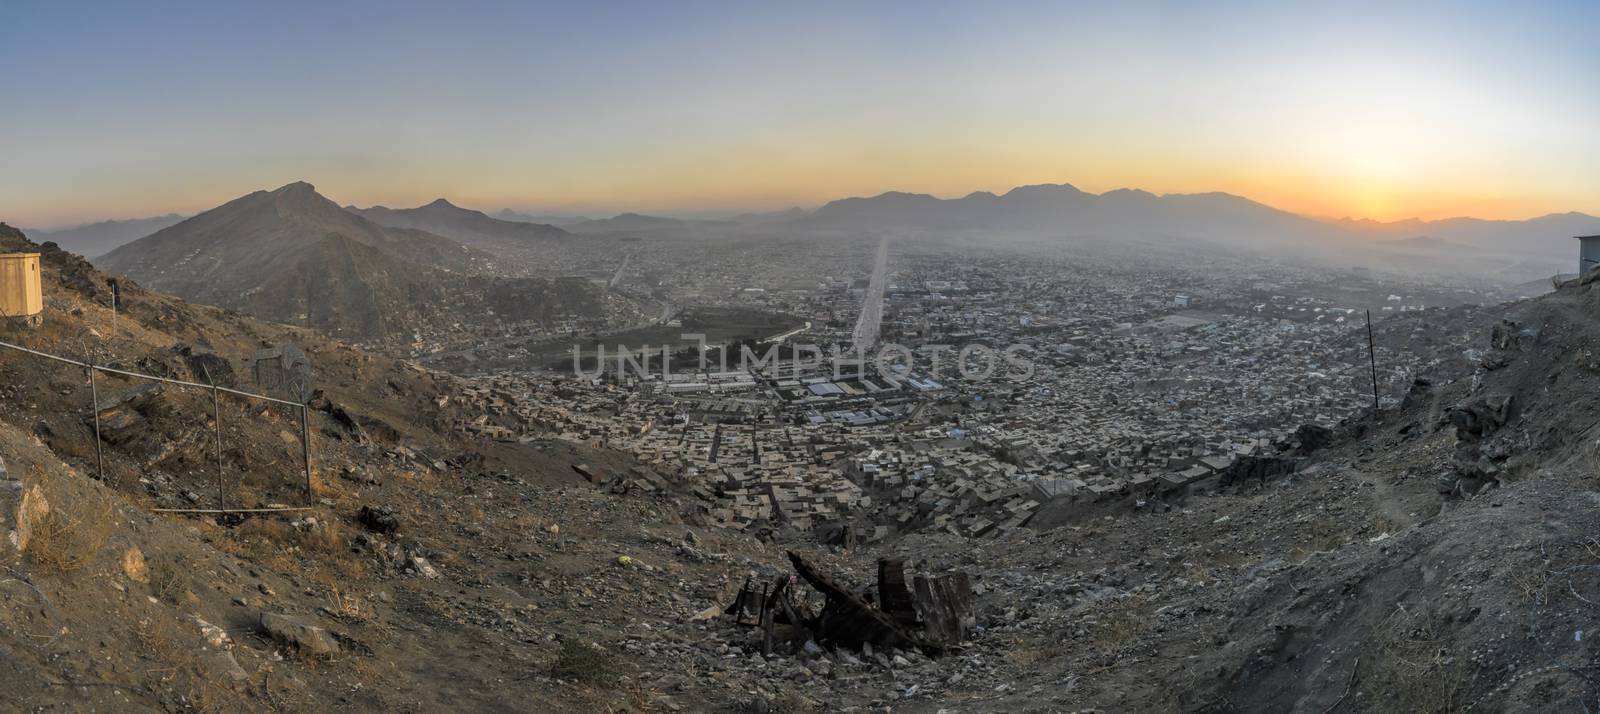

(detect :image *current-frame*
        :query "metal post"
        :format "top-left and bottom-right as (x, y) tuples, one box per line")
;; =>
(203, 365), (224, 510)
(1365, 309), (1380, 412)
(300, 403), (313, 499)
(87, 363), (104, 482)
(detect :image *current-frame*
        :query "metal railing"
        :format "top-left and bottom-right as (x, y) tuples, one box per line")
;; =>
(0, 338), (314, 507)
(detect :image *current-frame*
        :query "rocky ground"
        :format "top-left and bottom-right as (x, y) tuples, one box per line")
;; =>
(4, 219), (1600, 712)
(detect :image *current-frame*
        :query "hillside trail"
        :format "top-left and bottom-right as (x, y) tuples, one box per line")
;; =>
(1348, 467), (1420, 531)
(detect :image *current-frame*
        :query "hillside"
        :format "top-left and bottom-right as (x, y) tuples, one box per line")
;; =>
(352, 199), (640, 278)
(99, 183), (637, 343)
(9, 219), (1600, 711)
(0, 222), (785, 712)
(865, 277), (1600, 712)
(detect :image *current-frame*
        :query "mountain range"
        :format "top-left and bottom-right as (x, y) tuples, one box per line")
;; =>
(486, 185), (1598, 272)
(1321, 211), (1600, 259)
(99, 183), (628, 342)
(496, 209), (592, 225)
(785, 184), (1600, 278)
(33, 181), (1600, 288)
(350, 199), (571, 256)
(25, 214), (186, 258)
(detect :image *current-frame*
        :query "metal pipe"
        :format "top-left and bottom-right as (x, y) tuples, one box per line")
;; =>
(0, 339), (303, 406)
(1365, 309), (1379, 412)
(152, 506), (314, 514)
(0, 338), (319, 506)
(203, 365), (224, 511)
(300, 403), (313, 499)
(87, 362), (104, 483)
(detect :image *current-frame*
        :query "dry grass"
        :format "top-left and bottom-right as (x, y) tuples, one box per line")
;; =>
(148, 557), (187, 602)
(27, 491), (114, 572)
(1372, 513), (1398, 535)
(1509, 563), (1546, 603)
(323, 582), (371, 623)
(1088, 595), (1149, 654)
(1183, 561), (1215, 585)
(1006, 635), (1063, 666)
(1291, 516), (1350, 562)
(133, 617), (240, 713)
(233, 513), (364, 579)
(1375, 606), (1464, 714)
(293, 520), (346, 555)
(551, 639), (617, 684)
(134, 617), (181, 664)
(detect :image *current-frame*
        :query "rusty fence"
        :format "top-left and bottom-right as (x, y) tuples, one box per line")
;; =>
(0, 338), (313, 510)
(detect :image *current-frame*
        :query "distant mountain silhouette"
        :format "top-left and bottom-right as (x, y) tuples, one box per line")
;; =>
(351, 199), (572, 255)
(101, 183), (621, 342)
(788, 182), (1599, 277)
(565, 213), (691, 234)
(804, 183), (1351, 251)
(496, 209), (592, 225)
(1324, 212), (1600, 258)
(27, 214), (185, 258)
(729, 207), (810, 224)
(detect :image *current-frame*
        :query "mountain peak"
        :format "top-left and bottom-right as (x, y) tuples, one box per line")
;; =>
(1002, 183), (1084, 198)
(263, 181), (346, 220)
(273, 181), (317, 196)
(424, 198), (459, 210)
(1102, 188), (1156, 199)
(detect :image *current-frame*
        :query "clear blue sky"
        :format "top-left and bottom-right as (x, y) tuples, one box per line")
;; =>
(3, 0), (1597, 226)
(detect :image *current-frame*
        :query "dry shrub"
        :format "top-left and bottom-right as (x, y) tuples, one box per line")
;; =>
(1376, 606), (1464, 714)
(1509, 563), (1546, 604)
(28, 491), (114, 572)
(1183, 562), (1215, 585)
(236, 514), (345, 554)
(324, 583), (370, 622)
(234, 513), (361, 579)
(134, 616), (183, 665)
(1291, 516), (1349, 562)
(133, 617), (241, 713)
(1006, 635), (1063, 666)
(551, 639), (616, 684)
(238, 516), (292, 542)
(1373, 513), (1398, 535)
(1088, 595), (1149, 654)
(292, 520), (345, 556)
(148, 557), (187, 602)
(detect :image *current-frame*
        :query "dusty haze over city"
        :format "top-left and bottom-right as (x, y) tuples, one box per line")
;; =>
(2, 2), (1599, 713)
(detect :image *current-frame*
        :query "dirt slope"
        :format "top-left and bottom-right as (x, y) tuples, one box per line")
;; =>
(0, 223), (793, 712)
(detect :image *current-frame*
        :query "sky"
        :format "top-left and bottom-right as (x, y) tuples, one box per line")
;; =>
(3, 1), (1597, 228)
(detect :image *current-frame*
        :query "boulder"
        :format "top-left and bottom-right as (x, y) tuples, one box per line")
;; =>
(121, 546), (150, 583)
(1291, 424), (1334, 455)
(173, 344), (235, 387)
(357, 505), (399, 534)
(1450, 394), (1513, 443)
(259, 612), (339, 657)
(3, 482), (50, 556)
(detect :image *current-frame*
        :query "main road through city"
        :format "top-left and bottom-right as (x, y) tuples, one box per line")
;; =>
(851, 236), (889, 352)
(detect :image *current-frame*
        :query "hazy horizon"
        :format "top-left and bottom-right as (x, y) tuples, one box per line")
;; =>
(5, 1), (1598, 227)
(19, 179), (1600, 234)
